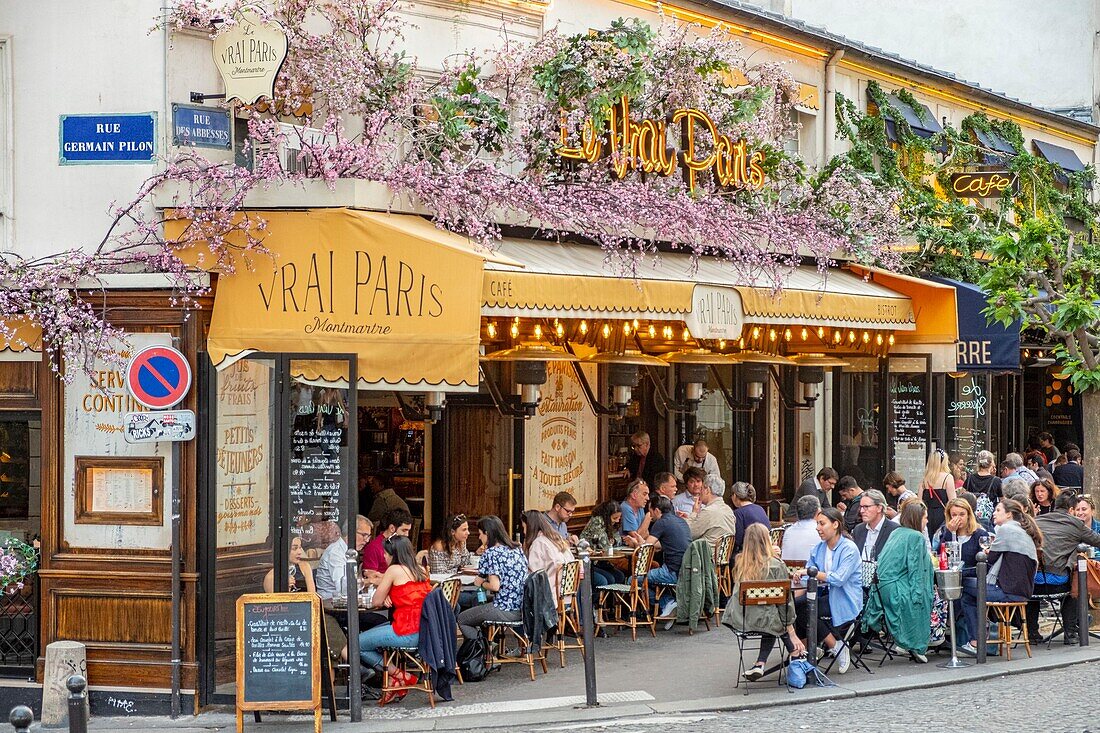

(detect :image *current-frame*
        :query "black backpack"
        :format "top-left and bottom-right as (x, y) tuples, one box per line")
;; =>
(456, 630), (491, 682)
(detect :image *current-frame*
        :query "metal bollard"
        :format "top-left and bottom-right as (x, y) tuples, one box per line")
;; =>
(345, 548), (362, 722)
(975, 552), (987, 664)
(66, 675), (87, 733)
(805, 566), (819, 660)
(1078, 544), (1090, 648)
(9, 706), (32, 733)
(576, 540), (599, 707)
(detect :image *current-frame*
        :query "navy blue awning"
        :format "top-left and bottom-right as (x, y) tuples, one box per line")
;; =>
(929, 276), (1021, 371)
(1033, 140), (1086, 183)
(872, 92), (944, 142)
(974, 128), (1017, 165)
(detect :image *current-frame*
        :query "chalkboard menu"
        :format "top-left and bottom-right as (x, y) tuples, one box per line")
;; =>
(890, 375), (929, 491)
(289, 384), (348, 551)
(890, 377), (928, 445)
(947, 375), (988, 467)
(235, 593), (321, 733)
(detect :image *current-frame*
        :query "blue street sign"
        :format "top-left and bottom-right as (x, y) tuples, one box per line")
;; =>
(59, 113), (157, 165)
(172, 104), (232, 150)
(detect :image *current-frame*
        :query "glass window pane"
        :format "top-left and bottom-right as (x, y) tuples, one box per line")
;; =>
(946, 373), (989, 469)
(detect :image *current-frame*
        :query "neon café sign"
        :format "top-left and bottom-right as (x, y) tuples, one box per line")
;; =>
(556, 96), (766, 193)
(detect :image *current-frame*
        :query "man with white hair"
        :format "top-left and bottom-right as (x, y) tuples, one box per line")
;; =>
(1001, 477), (1030, 501)
(686, 473), (737, 547)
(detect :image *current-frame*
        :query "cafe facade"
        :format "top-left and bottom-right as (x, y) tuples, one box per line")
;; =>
(0, 0), (1098, 713)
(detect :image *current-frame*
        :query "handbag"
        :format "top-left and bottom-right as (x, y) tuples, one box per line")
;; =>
(1069, 557), (1100, 599)
(456, 630), (492, 682)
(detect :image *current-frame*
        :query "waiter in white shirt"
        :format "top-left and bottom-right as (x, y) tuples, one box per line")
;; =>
(673, 439), (721, 481)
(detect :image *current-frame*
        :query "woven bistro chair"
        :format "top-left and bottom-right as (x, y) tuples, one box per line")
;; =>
(713, 533), (736, 622)
(987, 601), (1032, 660)
(436, 577), (464, 684)
(596, 543), (656, 641)
(729, 579), (792, 694)
(545, 559), (585, 667)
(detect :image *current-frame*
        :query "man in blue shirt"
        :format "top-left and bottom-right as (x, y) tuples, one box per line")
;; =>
(636, 496), (691, 617)
(621, 479), (650, 536)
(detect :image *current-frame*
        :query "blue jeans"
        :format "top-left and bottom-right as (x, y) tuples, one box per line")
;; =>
(359, 623), (419, 669)
(961, 578), (1027, 647)
(647, 565), (679, 612)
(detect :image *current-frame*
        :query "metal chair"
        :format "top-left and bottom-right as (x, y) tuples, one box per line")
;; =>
(597, 543), (656, 640)
(987, 601), (1031, 660)
(729, 579), (792, 694)
(546, 559), (585, 667)
(1030, 591), (1069, 648)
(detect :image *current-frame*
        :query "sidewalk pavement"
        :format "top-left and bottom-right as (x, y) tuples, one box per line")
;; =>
(88, 623), (1100, 733)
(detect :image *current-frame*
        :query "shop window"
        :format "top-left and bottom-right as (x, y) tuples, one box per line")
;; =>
(837, 358), (881, 487)
(0, 414), (40, 528)
(945, 372), (990, 468)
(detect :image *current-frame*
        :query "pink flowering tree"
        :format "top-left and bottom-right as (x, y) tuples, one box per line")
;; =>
(5, 0), (902, 378)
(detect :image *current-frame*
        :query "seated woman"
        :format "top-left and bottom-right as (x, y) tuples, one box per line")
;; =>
(456, 515), (529, 640)
(1074, 496), (1100, 559)
(793, 507), (862, 674)
(580, 500), (627, 586)
(722, 524), (806, 680)
(932, 498), (989, 576)
(357, 536), (431, 705)
(1030, 479), (1058, 515)
(958, 499), (1041, 656)
(862, 501), (934, 663)
(522, 510), (575, 605)
(263, 536), (316, 593)
(428, 513), (477, 609)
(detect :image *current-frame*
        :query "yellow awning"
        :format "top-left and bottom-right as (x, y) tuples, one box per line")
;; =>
(483, 239), (917, 332)
(848, 265), (958, 343)
(170, 209), (502, 391)
(0, 318), (42, 362)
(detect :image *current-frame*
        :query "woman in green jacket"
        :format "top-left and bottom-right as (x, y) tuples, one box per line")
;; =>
(722, 523), (806, 680)
(862, 501), (934, 662)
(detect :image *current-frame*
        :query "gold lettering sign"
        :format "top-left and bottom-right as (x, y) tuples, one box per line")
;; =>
(949, 171), (1017, 198)
(212, 8), (289, 105)
(557, 96), (766, 194)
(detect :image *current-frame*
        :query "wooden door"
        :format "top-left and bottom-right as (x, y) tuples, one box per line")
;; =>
(444, 403), (514, 533)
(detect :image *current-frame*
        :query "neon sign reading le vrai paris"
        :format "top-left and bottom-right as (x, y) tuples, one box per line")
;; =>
(556, 96), (766, 194)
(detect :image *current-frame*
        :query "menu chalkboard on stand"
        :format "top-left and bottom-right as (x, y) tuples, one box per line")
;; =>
(890, 376), (929, 491)
(235, 593), (321, 733)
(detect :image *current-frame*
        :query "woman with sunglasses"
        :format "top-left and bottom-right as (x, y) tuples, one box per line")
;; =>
(428, 513), (479, 609)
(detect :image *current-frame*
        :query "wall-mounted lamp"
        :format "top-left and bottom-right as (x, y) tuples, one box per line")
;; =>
(659, 348), (735, 412)
(583, 350), (668, 418)
(481, 344), (579, 418)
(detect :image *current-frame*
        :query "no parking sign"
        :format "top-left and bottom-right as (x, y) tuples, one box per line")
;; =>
(126, 345), (192, 410)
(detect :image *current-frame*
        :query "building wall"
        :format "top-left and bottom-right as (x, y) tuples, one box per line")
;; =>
(0, 0), (166, 260)
(783, 0), (1099, 114)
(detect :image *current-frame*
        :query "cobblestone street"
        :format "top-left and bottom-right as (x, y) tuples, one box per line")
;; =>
(523, 660), (1100, 733)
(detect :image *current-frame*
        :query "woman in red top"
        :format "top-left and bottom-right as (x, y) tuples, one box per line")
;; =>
(359, 535), (431, 703)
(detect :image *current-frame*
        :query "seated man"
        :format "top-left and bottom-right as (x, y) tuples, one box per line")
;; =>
(1028, 492), (1100, 643)
(545, 490), (579, 546)
(851, 490), (896, 562)
(796, 468), (836, 509)
(315, 515), (372, 600)
(675, 468), (706, 516)
(653, 472), (678, 503)
(834, 475), (864, 533)
(361, 508), (413, 585)
(781, 495), (821, 562)
(686, 474), (737, 548)
(620, 479), (651, 538)
(633, 496), (691, 618)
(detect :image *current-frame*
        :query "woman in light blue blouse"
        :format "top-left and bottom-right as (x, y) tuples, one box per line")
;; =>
(457, 515), (529, 640)
(793, 507), (863, 673)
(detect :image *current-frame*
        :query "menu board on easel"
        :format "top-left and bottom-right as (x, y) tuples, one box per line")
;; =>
(890, 375), (929, 491)
(235, 593), (320, 733)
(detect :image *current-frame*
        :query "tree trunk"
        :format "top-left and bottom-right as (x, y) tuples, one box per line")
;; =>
(1082, 390), (1100, 504)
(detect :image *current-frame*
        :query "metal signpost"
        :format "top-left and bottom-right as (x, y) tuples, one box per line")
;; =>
(125, 344), (193, 719)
